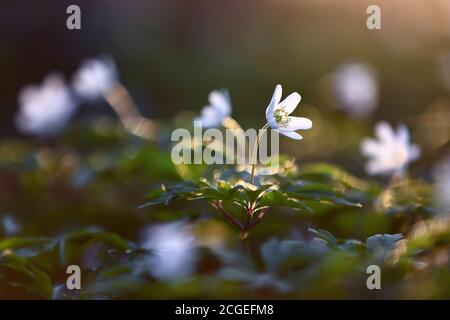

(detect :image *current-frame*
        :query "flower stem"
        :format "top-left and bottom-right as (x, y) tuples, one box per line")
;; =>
(104, 83), (159, 141)
(222, 116), (243, 133)
(243, 236), (250, 258)
(249, 123), (269, 184)
(211, 200), (243, 231)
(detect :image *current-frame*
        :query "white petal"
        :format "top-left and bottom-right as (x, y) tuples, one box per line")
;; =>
(375, 121), (395, 144)
(266, 84), (283, 119)
(72, 57), (117, 99)
(396, 123), (410, 145)
(285, 116), (312, 130)
(209, 90), (231, 116)
(409, 144), (421, 161)
(16, 73), (77, 137)
(267, 116), (279, 129)
(365, 159), (388, 176)
(277, 92), (301, 115)
(18, 85), (38, 105)
(279, 129), (303, 140)
(194, 105), (223, 128)
(360, 138), (383, 157)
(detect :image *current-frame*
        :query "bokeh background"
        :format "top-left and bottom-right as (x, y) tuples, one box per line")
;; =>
(1, 0), (449, 168)
(1, 0), (450, 299)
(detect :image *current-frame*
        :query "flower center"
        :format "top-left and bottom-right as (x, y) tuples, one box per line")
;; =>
(273, 107), (290, 128)
(392, 148), (408, 167)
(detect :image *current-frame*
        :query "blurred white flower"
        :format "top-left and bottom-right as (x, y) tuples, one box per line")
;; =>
(361, 121), (421, 176)
(433, 156), (450, 213)
(265, 84), (312, 140)
(332, 63), (379, 118)
(15, 73), (77, 137)
(1, 215), (20, 236)
(72, 57), (118, 99)
(140, 221), (197, 281)
(194, 89), (231, 128)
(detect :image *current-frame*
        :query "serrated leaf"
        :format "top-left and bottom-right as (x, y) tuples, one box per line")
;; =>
(138, 181), (200, 208)
(298, 163), (367, 190)
(285, 182), (362, 208)
(257, 190), (313, 213)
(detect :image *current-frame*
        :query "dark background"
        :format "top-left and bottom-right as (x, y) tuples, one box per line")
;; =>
(1, 0), (449, 169)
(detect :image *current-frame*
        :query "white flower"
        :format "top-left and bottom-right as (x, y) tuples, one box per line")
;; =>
(1, 215), (20, 236)
(361, 121), (421, 176)
(433, 156), (450, 213)
(139, 221), (197, 281)
(332, 63), (378, 118)
(15, 73), (77, 137)
(194, 89), (231, 128)
(265, 84), (312, 140)
(72, 57), (118, 99)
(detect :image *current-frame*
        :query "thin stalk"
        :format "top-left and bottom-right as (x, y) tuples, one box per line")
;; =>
(211, 201), (243, 231)
(222, 116), (243, 133)
(104, 83), (159, 141)
(249, 123), (270, 184)
(243, 236), (250, 258)
(375, 172), (407, 212)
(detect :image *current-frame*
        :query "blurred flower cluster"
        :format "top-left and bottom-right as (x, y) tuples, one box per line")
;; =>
(15, 73), (77, 137)
(15, 57), (118, 138)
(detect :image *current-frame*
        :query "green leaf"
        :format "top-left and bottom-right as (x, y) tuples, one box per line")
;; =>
(0, 253), (53, 299)
(257, 189), (313, 213)
(57, 229), (134, 265)
(260, 238), (329, 274)
(63, 229), (133, 250)
(297, 163), (368, 191)
(119, 146), (180, 182)
(139, 181), (200, 208)
(0, 237), (52, 251)
(366, 234), (403, 260)
(308, 228), (338, 246)
(283, 178), (363, 208)
(339, 239), (365, 252)
(288, 188), (362, 208)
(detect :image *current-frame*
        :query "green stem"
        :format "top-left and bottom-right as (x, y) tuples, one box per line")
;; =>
(211, 201), (243, 231)
(250, 123), (269, 184)
(243, 236), (250, 258)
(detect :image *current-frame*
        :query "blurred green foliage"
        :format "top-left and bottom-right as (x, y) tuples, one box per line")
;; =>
(0, 125), (449, 299)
